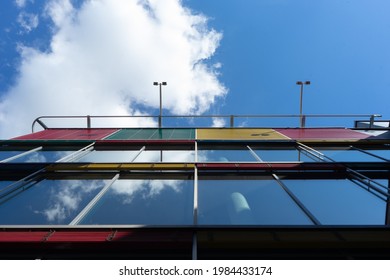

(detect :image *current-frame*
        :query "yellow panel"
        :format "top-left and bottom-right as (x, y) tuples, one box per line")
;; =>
(196, 128), (289, 140)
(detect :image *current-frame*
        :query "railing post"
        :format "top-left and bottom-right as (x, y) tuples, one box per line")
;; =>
(301, 115), (306, 128)
(87, 115), (91, 129)
(369, 115), (375, 129)
(230, 115), (234, 128)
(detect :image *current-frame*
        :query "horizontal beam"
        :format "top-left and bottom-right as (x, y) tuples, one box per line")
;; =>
(45, 163), (195, 171)
(1, 227), (390, 259)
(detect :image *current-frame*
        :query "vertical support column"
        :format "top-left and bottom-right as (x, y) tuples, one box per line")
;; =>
(386, 174), (390, 226)
(192, 165), (198, 260)
(192, 139), (198, 259)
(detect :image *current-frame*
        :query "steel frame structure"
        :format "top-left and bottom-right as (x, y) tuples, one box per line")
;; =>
(2, 117), (390, 259)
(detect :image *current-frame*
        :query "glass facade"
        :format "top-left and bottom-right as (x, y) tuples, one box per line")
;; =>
(0, 137), (388, 226)
(1, 126), (390, 259)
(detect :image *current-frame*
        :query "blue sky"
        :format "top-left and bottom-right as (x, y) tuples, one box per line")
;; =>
(186, 0), (390, 115)
(1, 0), (390, 137)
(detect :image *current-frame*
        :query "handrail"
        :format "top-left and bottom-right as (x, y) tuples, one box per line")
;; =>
(32, 114), (382, 132)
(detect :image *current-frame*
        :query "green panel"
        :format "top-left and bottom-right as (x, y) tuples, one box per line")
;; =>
(106, 128), (195, 140)
(172, 128), (196, 139)
(106, 129), (143, 139)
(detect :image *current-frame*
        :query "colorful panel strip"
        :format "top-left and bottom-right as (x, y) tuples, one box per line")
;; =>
(196, 128), (289, 140)
(106, 128), (195, 140)
(12, 129), (118, 140)
(275, 128), (369, 141)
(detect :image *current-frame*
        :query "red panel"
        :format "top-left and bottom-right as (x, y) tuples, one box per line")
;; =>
(12, 129), (118, 140)
(47, 231), (112, 242)
(112, 231), (192, 242)
(0, 229), (193, 243)
(275, 128), (369, 140)
(0, 231), (48, 242)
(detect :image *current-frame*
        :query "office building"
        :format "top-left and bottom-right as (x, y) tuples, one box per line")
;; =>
(0, 115), (389, 259)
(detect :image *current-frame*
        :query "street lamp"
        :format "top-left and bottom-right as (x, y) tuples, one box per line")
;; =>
(153, 82), (167, 128)
(296, 81), (311, 128)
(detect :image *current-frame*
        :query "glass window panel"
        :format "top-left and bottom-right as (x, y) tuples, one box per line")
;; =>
(134, 151), (195, 162)
(79, 150), (195, 163)
(0, 179), (107, 225)
(367, 150), (390, 161)
(0, 181), (14, 191)
(320, 149), (385, 162)
(0, 150), (73, 163)
(76, 150), (139, 162)
(198, 179), (313, 225)
(80, 179), (194, 225)
(0, 151), (21, 161)
(253, 149), (317, 162)
(197, 149), (256, 162)
(376, 180), (389, 187)
(285, 179), (386, 225)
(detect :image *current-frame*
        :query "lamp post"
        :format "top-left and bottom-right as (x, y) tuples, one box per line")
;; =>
(153, 82), (167, 128)
(296, 81), (310, 128)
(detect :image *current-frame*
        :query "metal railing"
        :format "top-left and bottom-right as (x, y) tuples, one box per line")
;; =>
(31, 114), (382, 132)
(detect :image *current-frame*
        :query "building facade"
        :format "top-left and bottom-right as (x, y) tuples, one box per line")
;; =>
(0, 115), (390, 259)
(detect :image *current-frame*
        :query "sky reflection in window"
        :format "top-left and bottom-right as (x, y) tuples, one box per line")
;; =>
(80, 179), (194, 225)
(285, 179), (386, 225)
(0, 179), (106, 225)
(198, 179), (313, 225)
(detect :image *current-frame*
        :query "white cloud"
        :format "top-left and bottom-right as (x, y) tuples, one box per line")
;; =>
(40, 179), (105, 223)
(212, 117), (226, 127)
(17, 12), (39, 33)
(15, 0), (27, 8)
(0, 0), (226, 138)
(112, 179), (182, 204)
